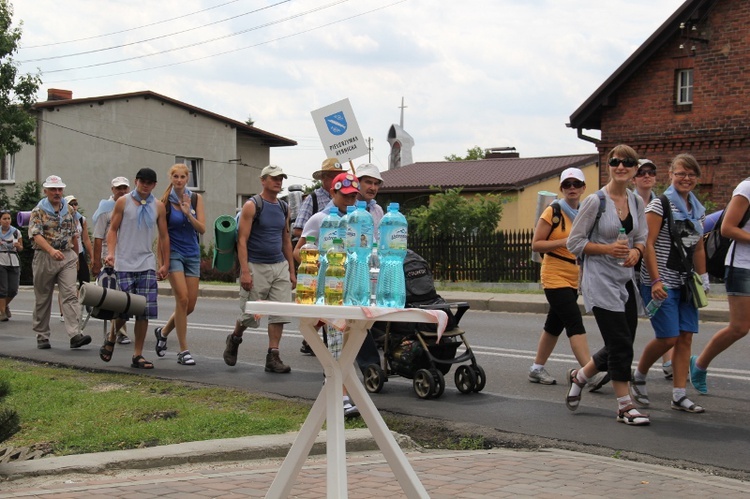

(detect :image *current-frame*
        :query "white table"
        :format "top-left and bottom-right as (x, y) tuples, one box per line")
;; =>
(244, 302), (447, 499)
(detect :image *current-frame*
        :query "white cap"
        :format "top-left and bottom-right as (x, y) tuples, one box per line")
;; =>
(43, 175), (66, 188)
(260, 164), (287, 178)
(63, 195), (77, 203)
(559, 168), (585, 184)
(355, 163), (383, 183)
(111, 176), (130, 187)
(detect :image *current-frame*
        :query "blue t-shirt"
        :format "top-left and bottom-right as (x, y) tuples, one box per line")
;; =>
(247, 200), (286, 264)
(167, 206), (200, 257)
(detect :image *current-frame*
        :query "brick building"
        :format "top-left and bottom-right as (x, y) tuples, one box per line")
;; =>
(568, 0), (748, 207)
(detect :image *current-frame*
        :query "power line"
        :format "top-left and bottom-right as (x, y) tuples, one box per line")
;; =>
(41, 0), (406, 83)
(19, 0), (291, 62)
(37, 0), (349, 73)
(21, 0), (246, 49)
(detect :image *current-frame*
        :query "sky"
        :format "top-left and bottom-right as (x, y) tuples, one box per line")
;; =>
(13, 0), (686, 187)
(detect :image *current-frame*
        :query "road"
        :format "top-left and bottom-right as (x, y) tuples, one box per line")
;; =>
(2, 290), (749, 478)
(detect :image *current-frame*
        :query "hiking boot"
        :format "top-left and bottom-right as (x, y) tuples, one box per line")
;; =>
(690, 355), (708, 394)
(265, 350), (291, 373)
(37, 338), (51, 349)
(223, 334), (242, 366)
(617, 405), (650, 426)
(70, 333), (92, 349)
(528, 367), (556, 385)
(588, 371), (610, 392)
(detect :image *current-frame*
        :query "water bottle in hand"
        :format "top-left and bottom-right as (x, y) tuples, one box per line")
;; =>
(645, 285), (668, 318)
(616, 227), (628, 266)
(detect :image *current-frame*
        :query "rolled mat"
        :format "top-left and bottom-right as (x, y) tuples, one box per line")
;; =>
(78, 282), (147, 317)
(213, 215), (237, 272)
(16, 211), (31, 228)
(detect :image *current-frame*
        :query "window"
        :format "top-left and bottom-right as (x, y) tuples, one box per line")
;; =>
(175, 156), (203, 190)
(677, 69), (693, 105)
(1, 154), (15, 182)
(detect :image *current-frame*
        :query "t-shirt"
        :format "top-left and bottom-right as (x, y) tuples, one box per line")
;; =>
(539, 205), (578, 289)
(726, 180), (750, 270)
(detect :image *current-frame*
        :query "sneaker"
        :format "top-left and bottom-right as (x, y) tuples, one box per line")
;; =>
(565, 369), (586, 411)
(154, 327), (167, 357)
(70, 333), (92, 349)
(59, 316), (64, 322)
(37, 338), (51, 349)
(629, 372), (650, 407)
(300, 340), (315, 356)
(177, 350), (196, 366)
(587, 371), (610, 392)
(671, 396), (705, 413)
(528, 367), (556, 385)
(617, 404), (650, 425)
(223, 334), (242, 366)
(662, 361), (673, 380)
(265, 350), (291, 373)
(4, 306), (10, 318)
(343, 396), (360, 418)
(117, 333), (131, 345)
(690, 355), (708, 394)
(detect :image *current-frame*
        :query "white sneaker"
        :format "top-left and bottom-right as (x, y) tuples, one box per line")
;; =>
(343, 396), (360, 418)
(528, 367), (556, 385)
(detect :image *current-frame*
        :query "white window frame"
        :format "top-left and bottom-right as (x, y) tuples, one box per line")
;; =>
(175, 156), (203, 190)
(1, 154), (15, 183)
(677, 69), (693, 105)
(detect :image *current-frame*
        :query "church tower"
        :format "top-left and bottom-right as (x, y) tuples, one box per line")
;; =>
(387, 97), (415, 170)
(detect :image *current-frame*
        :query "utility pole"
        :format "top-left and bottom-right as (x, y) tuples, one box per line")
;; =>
(367, 137), (373, 162)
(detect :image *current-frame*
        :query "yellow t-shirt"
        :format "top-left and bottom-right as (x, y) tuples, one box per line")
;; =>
(539, 205), (579, 290)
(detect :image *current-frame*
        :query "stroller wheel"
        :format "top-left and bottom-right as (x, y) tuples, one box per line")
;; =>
(429, 368), (445, 399)
(413, 369), (436, 399)
(471, 365), (486, 392)
(455, 365), (477, 394)
(364, 364), (385, 394)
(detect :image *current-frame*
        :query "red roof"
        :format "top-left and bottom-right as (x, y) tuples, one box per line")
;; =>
(379, 154), (598, 193)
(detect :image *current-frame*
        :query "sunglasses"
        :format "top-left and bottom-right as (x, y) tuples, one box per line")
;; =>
(608, 157), (638, 168)
(635, 170), (657, 178)
(561, 180), (584, 189)
(69, 202), (78, 206)
(334, 176), (360, 190)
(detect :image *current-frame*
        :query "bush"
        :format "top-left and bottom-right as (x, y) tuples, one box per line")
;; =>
(199, 258), (237, 283)
(0, 379), (20, 443)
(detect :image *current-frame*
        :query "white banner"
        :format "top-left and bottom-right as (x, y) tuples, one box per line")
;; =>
(311, 98), (366, 162)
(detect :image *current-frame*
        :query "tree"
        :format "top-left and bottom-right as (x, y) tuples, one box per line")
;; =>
(0, 0), (42, 157)
(444, 146), (485, 162)
(245, 114), (255, 126)
(407, 187), (503, 239)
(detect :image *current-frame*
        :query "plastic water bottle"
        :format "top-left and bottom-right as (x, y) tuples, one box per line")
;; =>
(324, 238), (346, 305)
(616, 227), (629, 266)
(376, 203), (408, 308)
(295, 236), (318, 304)
(368, 242), (380, 306)
(344, 200), (374, 306)
(316, 207), (340, 304)
(645, 285), (668, 318)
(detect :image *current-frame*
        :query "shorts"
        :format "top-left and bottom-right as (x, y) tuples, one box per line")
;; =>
(543, 287), (586, 337)
(725, 266), (750, 296)
(169, 252), (201, 278)
(116, 270), (159, 320)
(640, 284), (699, 338)
(237, 261), (292, 328)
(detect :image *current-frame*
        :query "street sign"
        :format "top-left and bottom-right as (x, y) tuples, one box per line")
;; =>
(311, 98), (366, 162)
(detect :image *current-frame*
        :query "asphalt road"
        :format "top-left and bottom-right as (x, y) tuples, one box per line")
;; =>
(2, 290), (749, 478)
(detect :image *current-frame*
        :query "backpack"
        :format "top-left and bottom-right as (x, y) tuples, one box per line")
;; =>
(703, 206), (750, 280)
(540, 201), (577, 264)
(234, 194), (289, 237)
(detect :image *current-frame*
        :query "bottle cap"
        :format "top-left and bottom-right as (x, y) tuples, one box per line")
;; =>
(306, 236), (316, 243)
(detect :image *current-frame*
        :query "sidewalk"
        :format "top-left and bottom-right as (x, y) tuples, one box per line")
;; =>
(1, 431), (748, 498)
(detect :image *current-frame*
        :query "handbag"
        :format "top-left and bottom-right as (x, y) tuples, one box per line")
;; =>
(660, 196), (708, 309)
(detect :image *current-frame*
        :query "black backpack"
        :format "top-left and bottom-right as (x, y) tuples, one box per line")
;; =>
(703, 207), (750, 279)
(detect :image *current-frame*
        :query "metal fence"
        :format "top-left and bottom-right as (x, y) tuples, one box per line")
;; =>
(408, 230), (540, 282)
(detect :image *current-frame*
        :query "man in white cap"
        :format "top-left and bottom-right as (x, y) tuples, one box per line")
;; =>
(355, 163), (385, 233)
(28, 175), (91, 350)
(92, 176), (132, 344)
(223, 165), (296, 374)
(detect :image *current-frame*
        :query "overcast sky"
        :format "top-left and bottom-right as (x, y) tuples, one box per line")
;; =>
(14, 0), (684, 186)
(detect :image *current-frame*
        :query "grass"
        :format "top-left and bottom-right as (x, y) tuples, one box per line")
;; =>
(0, 358), (367, 457)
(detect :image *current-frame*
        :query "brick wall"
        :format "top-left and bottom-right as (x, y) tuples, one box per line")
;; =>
(596, 0), (750, 208)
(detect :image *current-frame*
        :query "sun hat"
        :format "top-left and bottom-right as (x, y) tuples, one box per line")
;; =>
(355, 163), (383, 183)
(43, 175), (66, 188)
(312, 158), (344, 180)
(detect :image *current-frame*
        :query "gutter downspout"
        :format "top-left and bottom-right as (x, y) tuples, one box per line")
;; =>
(35, 111), (42, 183)
(577, 128), (599, 145)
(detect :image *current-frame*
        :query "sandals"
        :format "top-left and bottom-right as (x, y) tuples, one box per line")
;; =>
(617, 404), (650, 425)
(154, 327), (168, 357)
(177, 351), (196, 366)
(99, 340), (115, 363)
(671, 396), (705, 413)
(131, 355), (154, 369)
(565, 369), (586, 412)
(629, 376), (650, 407)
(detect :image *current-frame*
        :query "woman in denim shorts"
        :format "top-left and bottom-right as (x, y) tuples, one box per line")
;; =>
(153, 164), (206, 366)
(690, 177), (750, 393)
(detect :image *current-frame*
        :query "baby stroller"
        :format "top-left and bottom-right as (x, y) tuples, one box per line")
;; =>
(362, 250), (485, 399)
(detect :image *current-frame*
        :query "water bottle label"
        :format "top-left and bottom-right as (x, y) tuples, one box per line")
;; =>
(358, 232), (371, 248)
(345, 224), (357, 248)
(386, 227), (408, 250)
(320, 227), (337, 251)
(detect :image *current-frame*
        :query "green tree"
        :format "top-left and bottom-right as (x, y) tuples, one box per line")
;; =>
(245, 114), (255, 126)
(12, 179), (40, 211)
(444, 146), (485, 162)
(0, 0), (42, 156)
(0, 186), (10, 209)
(408, 187), (503, 239)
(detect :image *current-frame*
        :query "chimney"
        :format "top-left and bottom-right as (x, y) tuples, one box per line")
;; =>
(485, 147), (519, 159)
(47, 89), (73, 101)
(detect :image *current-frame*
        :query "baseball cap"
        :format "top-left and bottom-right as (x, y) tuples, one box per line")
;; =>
(135, 168), (157, 183)
(43, 175), (66, 188)
(355, 163), (383, 183)
(260, 165), (287, 178)
(638, 159), (657, 171)
(111, 176), (130, 187)
(559, 168), (585, 184)
(312, 157), (344, 180)
(63, 195), (77, 204)
(332, 173), (360, 195)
